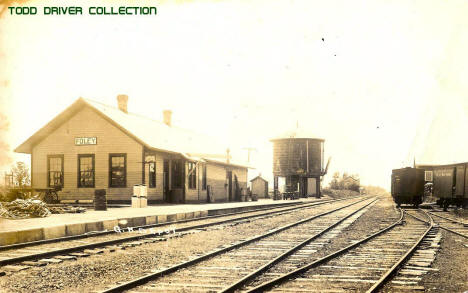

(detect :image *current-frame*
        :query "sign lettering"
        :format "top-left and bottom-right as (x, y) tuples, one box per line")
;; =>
(434, 168), (452, 177)
(75, 137), (97, 146)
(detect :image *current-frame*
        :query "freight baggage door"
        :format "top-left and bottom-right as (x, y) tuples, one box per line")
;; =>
(307, 178), (316, 196)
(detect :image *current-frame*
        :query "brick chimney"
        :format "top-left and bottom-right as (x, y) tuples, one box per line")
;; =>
(117, 94), (128, 113)
(163, 110), (172, 126)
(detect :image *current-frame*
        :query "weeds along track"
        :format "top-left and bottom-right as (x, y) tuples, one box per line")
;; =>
(0, 197), (364, 271)
(244, 208), (432, 293)
(100, 197), (378, 293)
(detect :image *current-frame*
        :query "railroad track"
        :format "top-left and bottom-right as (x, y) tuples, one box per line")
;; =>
(0, 197), (364, 271)
(100, 197), (378, 293)
(0, 200), (313, 252)
(238, 208), (433, 293)
(376, 209), (442, 292)
(426, 210), (468, 239)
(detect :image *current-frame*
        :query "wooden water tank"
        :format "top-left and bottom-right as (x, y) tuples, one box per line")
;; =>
(271, 136), (324, 177)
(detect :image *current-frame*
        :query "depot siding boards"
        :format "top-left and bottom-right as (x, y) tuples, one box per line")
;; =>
(32, 107), (143, 201)
(17, 97), (248, 203)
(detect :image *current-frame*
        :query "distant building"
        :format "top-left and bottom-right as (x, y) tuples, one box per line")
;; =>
(250, 176), (268, 198)
(15, 95), (248, 203)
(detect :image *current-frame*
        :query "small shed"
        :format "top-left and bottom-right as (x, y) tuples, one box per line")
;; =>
(250, 176), (269, 198)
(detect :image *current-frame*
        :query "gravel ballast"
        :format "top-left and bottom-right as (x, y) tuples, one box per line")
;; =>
(0, 198), (364, 293)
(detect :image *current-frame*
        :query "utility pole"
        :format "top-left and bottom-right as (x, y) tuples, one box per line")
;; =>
(226, 148), (230, 164)
(242, 147), (257, 163)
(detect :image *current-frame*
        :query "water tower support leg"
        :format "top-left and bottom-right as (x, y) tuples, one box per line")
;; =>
(274, 176), (279, 200)
(316, 176), (321, 198)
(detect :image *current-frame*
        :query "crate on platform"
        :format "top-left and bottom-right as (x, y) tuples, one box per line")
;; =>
(139, 185), (147, 197)
(140, 196), (147, 208)
(133, 185), (141, 197)
(131, 196), (147, 208)
(131, 196), (140, 208)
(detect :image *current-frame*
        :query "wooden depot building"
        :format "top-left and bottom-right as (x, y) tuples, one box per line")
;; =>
(15, 95), (248, 204)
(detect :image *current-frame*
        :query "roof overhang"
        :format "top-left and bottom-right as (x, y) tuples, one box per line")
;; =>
(203, 158), (252, 169)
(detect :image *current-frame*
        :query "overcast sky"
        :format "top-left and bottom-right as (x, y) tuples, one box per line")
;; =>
(1, 0), (468, 189)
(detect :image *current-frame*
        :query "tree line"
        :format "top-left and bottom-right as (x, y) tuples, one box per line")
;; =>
(328, 172), (360, 192)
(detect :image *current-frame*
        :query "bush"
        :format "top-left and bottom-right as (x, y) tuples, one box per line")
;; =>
(0, 188), (31, 202)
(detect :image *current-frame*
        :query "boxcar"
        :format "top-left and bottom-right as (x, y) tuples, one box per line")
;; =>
(391, 167), (425, 207)
(428, 163), (468, 209)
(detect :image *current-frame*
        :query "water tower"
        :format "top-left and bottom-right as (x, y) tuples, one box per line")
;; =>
(271, 128), (329, 199)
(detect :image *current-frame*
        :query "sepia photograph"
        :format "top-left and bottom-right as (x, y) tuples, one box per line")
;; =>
(0, 0), (467, 292)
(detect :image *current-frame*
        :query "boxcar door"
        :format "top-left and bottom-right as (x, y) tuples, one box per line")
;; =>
(455, 165), (465, 197)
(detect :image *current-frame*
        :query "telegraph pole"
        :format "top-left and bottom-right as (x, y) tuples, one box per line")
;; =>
(242, 147), (257, 163)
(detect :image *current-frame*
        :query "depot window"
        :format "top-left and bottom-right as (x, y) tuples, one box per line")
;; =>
(47, 155), (64, 188)
(188, 162), (197, 189)
(146, 155), (156, 188)
(78, 154), (95, 188)
(109, 154), (126, 188)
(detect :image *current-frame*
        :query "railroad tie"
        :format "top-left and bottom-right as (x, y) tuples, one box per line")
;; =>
(68, 252), (90, 257)
(1, 265), (30, 272)
(21, 261), (47, 267)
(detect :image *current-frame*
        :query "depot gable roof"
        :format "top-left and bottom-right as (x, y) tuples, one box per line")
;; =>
(14, 97), (250, 169)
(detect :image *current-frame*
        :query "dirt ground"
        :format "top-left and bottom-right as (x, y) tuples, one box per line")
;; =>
(420, 229), (468, 293)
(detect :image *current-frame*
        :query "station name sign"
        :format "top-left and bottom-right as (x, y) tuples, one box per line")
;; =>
(75, 137), (97, 146)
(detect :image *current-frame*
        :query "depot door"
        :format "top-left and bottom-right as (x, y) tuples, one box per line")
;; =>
(227, 171), (233, 201)
(163, 160), (169, 202)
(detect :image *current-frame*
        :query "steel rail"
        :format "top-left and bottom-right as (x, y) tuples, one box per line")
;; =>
(0, 197), (364, 266)
(365, 210), (434, 292)
(0, 197), (357, 252)
(427, 211), (467, 226)
(100, 197), (375, 293)
(219, 198), (379, 293)
(245, 208), (404, 293)
(0, 201), (310, 251)
(406, 209), (468, 239)
(404, 209), (431, 224)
